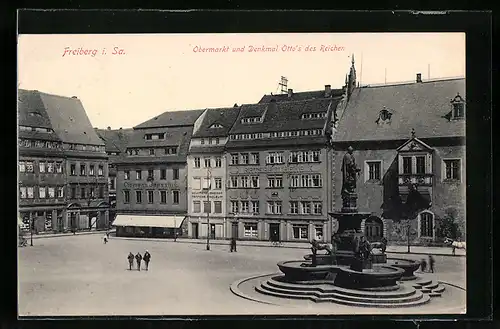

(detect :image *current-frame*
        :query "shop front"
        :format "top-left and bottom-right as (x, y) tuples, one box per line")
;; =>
(113, 214), (186, 238)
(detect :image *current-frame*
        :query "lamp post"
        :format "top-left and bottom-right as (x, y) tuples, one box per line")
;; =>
(30, 213), (33, 246)
(204, 169), (212, 251)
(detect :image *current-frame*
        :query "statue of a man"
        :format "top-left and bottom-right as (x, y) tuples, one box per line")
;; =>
(341, 146), (361, 196)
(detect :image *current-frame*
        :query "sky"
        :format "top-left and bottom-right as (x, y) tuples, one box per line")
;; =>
(17, 33), (465, 129)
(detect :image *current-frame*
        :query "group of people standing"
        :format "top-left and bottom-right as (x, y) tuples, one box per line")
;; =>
(128, 250), (151, 271)
(420, 255), (436, 273)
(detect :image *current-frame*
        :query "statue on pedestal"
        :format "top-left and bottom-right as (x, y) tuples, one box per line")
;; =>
(341, 146), (361, 210)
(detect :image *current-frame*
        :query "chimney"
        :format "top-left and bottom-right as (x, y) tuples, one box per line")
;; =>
(416, 73), (422, 83)
(234, 103), (238, 107)
(288, 89), (293, 98)
(71, 96), (78, 99)
(107, 126), (111, 130)
(324, 85), (332, 97)
(119, 127), (122, 130)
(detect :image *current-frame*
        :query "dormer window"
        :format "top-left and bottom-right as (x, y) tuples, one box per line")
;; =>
(376, 107), (393, 124)
(145, 133), (165, 140)
(301, 112), (326, 119)
(210, 123), (223, 128)
(242, 117), (262, 124)
(28, 111), (42, 117)
(450, 93), (465, 120)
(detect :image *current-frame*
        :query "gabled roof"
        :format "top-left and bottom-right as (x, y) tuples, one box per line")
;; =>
(258, 88), (344, 103)
(19, 89), (103, 146)
(229, 97), (340, 135)
(192, 106), (241, 138)
(396, 136), (434, 153)
(334, 78), (466, 142)
(134, 109), (205, 129)
(18, 90), (54, 129)
(95, 128), (134, 154)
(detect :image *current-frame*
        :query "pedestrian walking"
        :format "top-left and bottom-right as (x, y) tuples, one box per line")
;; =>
(230, 237), (237, 252)
(420, 258), (427, 272)
(127, 252), (134, 270)
(135, 252), (142, 271)
(143, 250), (151, 270)
(103, 234), (108, 244)
(428, 255), (435, 273)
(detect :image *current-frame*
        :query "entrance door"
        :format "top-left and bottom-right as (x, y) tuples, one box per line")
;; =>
(232, 223), (238, 239)
(269, 223), (280, 242)
(210, 224), (216, 239)
(365, 217), (383, 242)
(192, 223), (199, 239)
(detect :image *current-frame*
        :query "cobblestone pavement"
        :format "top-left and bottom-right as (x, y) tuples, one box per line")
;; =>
(18, 234), (466, 316)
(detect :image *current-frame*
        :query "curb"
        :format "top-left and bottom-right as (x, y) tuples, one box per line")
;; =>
(28, 231), (107, 239)
(109, 237), (466, 257)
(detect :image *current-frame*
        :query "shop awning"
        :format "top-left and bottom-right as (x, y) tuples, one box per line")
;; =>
(112, 215), (185, 228)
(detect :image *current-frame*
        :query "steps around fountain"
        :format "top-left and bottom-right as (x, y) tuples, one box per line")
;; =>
(255, 276), (432, 307)
(255, 279), (431, 308)
(411, 279), (446, 297)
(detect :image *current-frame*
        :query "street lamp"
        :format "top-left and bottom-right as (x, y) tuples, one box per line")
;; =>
(203, 169), (212, 251)
(30, 214), (33, 246)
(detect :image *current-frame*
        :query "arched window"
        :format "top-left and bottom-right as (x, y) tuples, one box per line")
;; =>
(419, 211), (434, 237)
(365, 216), (383, 242)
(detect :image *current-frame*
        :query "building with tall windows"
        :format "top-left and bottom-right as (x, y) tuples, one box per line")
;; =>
(112, 109), (204, 238)
(18, 90), (110, 233)
(224, 88), (344, 242)
(331, 75), (466, 245)
(186, 106), (241, 239)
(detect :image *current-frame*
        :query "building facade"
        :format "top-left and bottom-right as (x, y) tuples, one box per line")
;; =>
(186, 106), (241, 239)
(18, 90), (110, 233)
(113, 110), (204, 238)
(224, 88), (343, 242)
(331, 76), (466, 245)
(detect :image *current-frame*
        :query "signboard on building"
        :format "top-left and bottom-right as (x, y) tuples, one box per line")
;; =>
(191, 191), (223, 199)
(234, 164), (315, 175)
(123, 182), (180, 190)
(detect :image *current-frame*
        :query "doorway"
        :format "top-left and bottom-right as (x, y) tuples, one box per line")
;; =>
(192, 223), (199, 239)
(232, 223), (238, 239)
(365, 216), (383, 242)
(210, 224), (216, 239)
(269, 223), (280, 242)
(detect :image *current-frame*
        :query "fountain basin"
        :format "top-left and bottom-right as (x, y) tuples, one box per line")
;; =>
(277, 260), (343, 282)
(334, 265), (405, 290)
(387, 258), (421, 280)
(303, 250), (356, 266)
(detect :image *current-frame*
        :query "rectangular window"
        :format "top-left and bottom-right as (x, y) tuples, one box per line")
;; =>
(193, 200), (201, 213)
(241, 201), (249, 213)
(444, 159), (461, 181)
(194, 157), (201, 168)
(160, 169), (167, 180)
(301, 175), (311, 188)
(70, 164), (76, 175)
(215, 137), (220, 144)
(98, 165), (104, 176)
(214, 201), (222, 214)
(148, 190), (154, 204)
(19, 161), (26, 173)
(241, 153), (249, 165)
(149, 149), (155, 155)
(173, 168), (179, 180)
(312, 174), (322, 187)
(300, 201), (311, 214)
(99, 186), (104, 198)
(80, 164), (86, 176)
(203, 158), (211, 168)
(135, 191), (142, 203)
(267, 175), (283, 188)
(251, 176), (259, 188)
(27, 187), (34, 198)
(214, 178), (222, 190)
(403, 156), (412, 174)
(290, 201), (299, 214)
(201, 139), (205, 145)
(173, 190), (180, 204)
(315, 225), (324, 240)
(231, 200), (239, 213)
(267, 201), (282, 214)
(57, 187), (64, 198)
(252, 201), (259, 214)
(89, 187), (95, 198)
(148, 169), (154, 180)
(19, 187), (26, 198)
(71, 187), (76, 199)
(38, 162), (46, 173)
(230, 176), (238, 188)
(124, 190), (130, 203)
(416, 156), (426, 175)
(290, 151), (299, 163)
(124, 170), (130, 180)
(312, 150), (321, 162)
(160, 190), (167, 204)
(48, 187), (55, 198)
(136, 170), (142, 180)
(453, 103), (465, 118)
(266, 152), (283, 164)
(293, 225), (309, 240)
(367, 161), (382, 181)
(26, 161), (34, 173)
(215, 157), (222, 167)
(290, 175), (299, 188)
(56, 162), (63, 173)
(313, 202), (323, 215)
(193, 178), (201, 190)
(80, 187), (86, 199)
(202, 178), (210, 190)
(244, 223), (258, 238)
(231, 154), (239, 165)
(240, 176), (250, 188)
(251, 153), (260, 165)
(203, 201), (211, 213)
(47, 162), (54, 173)
(89, 165), (95, 176)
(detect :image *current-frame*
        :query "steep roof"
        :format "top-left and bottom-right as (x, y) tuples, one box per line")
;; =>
(229, 97), (340, 135)
(134, 109), (205, 129)
(258, 88), (344, 103)
(334, 78), (466, 142)
(18, 90), (54, 129)
(95, 128), (133, 153)
(192, 106), (241, 138)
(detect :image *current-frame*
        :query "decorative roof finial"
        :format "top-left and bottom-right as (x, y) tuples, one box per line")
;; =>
(411, 128), (416, 138)
(345, 74), (348, 85)
(351, 54), (355, 65)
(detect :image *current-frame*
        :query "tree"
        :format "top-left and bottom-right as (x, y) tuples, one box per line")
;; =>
(438, 208), (464, 241)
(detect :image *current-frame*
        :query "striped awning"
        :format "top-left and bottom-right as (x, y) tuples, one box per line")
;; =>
(112, 215), (185, 228)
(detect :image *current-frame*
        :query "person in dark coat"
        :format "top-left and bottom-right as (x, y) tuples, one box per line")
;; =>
(428, 255), (435, 273)
(420, 258), (427, 272)
(143, 250), (151, 270)
(127, 252), (134, 270)
(230, 237), (237, 252)
(135, 252), (143, 271)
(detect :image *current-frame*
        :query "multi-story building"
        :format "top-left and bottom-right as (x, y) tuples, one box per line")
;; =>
(186, 106), (241, 239)
(113, 109), (204, 238)
(224, 86), (344, 242)
(18, 90), (110, 233)
(331, 75), (466, 245)
(95, 127), (133, 223)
